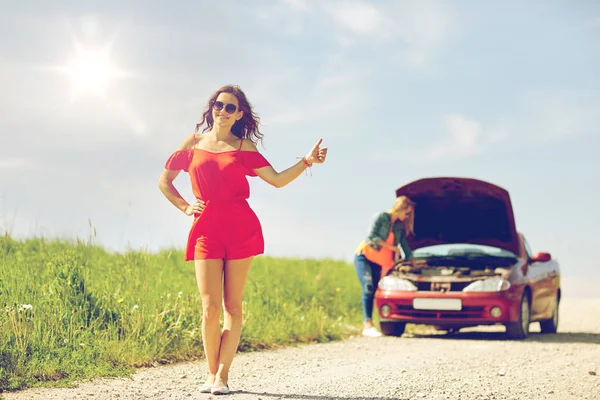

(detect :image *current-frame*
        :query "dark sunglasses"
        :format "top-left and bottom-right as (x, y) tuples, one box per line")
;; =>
(213, 101), (238, 114)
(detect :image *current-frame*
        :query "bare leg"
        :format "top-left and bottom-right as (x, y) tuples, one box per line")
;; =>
(215, 256), (253, 386)
(194, 258), (224, 386)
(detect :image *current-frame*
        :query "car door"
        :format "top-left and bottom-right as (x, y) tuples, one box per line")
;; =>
(522, 235), (553, 319)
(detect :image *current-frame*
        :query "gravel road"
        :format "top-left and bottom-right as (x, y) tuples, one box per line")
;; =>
(4, 297), (599, 400)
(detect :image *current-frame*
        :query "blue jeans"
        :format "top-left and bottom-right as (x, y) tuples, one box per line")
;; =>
(353, 253), (382, 322)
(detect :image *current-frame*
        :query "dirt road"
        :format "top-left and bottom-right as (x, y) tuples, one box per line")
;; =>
(4, 297), (599, 400)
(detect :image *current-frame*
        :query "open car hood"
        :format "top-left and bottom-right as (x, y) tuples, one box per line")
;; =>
(396, 177), (520, 256)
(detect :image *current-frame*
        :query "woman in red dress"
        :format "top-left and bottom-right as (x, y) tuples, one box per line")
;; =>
(158, 85), (328, 395)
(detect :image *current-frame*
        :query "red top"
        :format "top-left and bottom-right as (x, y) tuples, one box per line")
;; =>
(164, 139), (271, 202)
(164, 138), (272, 261)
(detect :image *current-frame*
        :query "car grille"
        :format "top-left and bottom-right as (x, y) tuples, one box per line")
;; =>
(395, 305), (486, 319)
(414, 281), (471, 292)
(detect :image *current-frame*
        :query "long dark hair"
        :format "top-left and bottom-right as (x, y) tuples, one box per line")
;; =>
(195, 85), (264, 146)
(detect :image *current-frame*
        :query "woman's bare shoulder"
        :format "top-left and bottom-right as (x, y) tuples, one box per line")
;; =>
(177, 133), (202, 150)
(240, 138), (260, 152)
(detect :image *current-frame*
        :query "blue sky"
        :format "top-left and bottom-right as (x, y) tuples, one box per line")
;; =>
(1, 1), (599, 297)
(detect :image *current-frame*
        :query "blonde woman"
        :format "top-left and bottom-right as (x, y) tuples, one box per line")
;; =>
(354, 196), (415, 337)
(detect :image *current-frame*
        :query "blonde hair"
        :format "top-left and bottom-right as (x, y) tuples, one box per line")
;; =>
(389, 196), (416, 236)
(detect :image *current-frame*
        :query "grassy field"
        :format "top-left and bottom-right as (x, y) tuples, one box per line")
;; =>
(0, 233), (371, 392)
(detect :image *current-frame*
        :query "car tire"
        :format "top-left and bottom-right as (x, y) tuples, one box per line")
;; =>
(539, 295), (559, 334)
(380, 321), (406, 337)
(505, 292), (530, 340)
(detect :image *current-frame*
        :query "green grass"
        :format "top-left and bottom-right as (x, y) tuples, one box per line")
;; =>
(0, 233), (367, 391)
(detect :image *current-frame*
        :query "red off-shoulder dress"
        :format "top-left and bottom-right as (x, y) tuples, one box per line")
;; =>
(164, 138), (271, 261)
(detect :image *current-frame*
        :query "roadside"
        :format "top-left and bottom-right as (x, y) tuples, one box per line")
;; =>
(3, 297), (599, 400)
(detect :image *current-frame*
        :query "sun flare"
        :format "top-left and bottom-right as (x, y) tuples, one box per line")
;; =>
(38, 22), (145, 134)
(66, 48), (116, 95)
(55, 41), (129, 99)
(62, 45), (119, 97)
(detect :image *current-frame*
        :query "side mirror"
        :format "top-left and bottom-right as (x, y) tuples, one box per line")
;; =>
(531, 252), (551, 262)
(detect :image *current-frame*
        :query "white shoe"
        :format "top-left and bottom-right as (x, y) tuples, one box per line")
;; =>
(362, 327), (382, 337)
(197, 384), (212, 393)
(211, 384), (230, 395)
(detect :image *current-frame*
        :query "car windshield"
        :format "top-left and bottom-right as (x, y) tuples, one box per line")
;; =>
(413, 244), (517, 259)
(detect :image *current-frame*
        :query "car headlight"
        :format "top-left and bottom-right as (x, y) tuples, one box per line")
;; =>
(463, 277), (511, 292)
(378, 276), (417, 291)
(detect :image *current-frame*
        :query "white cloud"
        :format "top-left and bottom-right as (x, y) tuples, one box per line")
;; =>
(322, 1), (388, 37)
(278, 0), (456, 68)
(425, 114), (484, 161)
(423, 91), (599, 162)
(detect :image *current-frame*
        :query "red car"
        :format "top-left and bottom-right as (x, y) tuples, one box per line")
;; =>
(375, 177), (561, 340)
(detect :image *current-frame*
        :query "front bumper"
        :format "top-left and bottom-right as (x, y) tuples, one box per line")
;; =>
(375, 287), (523, 327)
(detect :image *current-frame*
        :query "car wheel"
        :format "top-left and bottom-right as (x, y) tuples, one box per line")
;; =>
(505, 292), (530, 340)
(380, 321), (406, 337)
(539, 295), (559, 334)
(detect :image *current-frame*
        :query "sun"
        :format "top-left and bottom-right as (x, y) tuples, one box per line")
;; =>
(37, 23), (146, 134)
(65, 47), (116, 96)
(57, 42), (127, 98)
